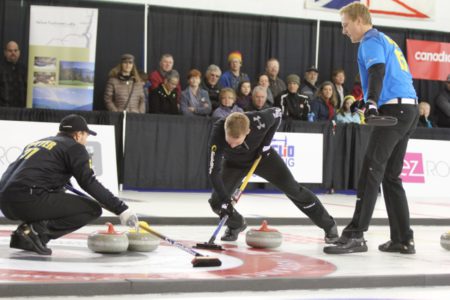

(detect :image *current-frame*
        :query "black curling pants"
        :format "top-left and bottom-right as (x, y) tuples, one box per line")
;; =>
(0, 187), (102, 243)
(342, 104), (419, 243)
(209, 148), (335, 231)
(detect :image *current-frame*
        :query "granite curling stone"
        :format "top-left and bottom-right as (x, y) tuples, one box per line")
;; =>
(88, 222), (129, 253)
(246, 220), (282, 249)
(127, 221), (160, 252)
(440, 231), (450, 251)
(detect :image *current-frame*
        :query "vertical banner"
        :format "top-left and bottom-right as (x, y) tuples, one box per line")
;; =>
(406, 39), (450, 81)
(27, 6), (98, 110)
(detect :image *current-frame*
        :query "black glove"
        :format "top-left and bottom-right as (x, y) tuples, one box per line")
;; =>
(258, 145), (271, 158)
(364, 100), (379, 118)
(350, 100), (364, 113)
(219, 202), (234, 219)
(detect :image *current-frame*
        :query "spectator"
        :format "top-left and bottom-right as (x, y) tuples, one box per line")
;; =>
(418, 101), (435, 128)
(139, 70), (151, 113)
(351, 73), (364, 101)
(104, 54), (145, 113)
(336, 95), (361, 124)
(245, 86), (270, 111)
(332, 68), (350, 109)
(300, 65), (319, 99)
(0, 41), (27, 107)
(235, 80), (252, 110)
(219, 51), (250, 90)
(148, 70), (180, 115)
(180, 69), (212, 117)
(265, 58), (286, 98)
(277, 74), (310, 121)
(257, 74), (274, 106)
(310, 81), (337, 121)
(212, 88), (243, 118)
(148, 54), (182, 101)
(201, 64), (223, 111)
(435, 74), (450, 128)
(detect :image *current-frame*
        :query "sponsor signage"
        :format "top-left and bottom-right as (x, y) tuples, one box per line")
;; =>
(406, 39), (450, 81)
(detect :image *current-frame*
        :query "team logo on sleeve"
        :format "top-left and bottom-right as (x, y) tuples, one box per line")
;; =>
(253, 116), (266, 130)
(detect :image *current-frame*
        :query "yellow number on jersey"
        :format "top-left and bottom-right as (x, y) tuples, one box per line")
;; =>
(384, 35), (409, 72)
(19, 147), (40, 160)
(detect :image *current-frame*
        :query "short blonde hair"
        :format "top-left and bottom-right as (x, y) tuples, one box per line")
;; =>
(219, 88), (236, 102)
(225, 112), (250, 138)
(340, 2), (372, 25)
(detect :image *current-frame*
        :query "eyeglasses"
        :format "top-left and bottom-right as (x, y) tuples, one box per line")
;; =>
(210, 74), (220, 78)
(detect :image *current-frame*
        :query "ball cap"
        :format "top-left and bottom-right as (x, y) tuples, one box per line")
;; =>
(59, 114), (97, 136)
(306, 65), (319, 73)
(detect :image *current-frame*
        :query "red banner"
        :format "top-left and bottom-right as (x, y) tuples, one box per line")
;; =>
(406, 39), (450, 81)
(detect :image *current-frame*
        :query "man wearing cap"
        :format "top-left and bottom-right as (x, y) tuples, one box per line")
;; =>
(219, 51), (250, 91)
(275, 74), (310, 121)
(300, 65), (319, 100)
(435, 74), (450, 127)
(0, 114), (139, 255)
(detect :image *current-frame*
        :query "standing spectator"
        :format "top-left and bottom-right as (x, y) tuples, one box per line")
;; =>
(336, 95), (361, 124)
(325, 2), (419, 255)
(235, 80), (252, 111)
(212, 88), (243, 118)
(245, 86), (270, 112)
(148, 54), (181, 101)
(352, 73), (364, 101)
(0, 41), (27, 107)
(310, 81), (337, 121)
(418, 101), (435, 128)
(265, 58), (286, 99)
(277, 74), (310, 121)
(201, 64), (223, 111)
(257, 74), (274, 106)
(219, 51), (250, 91)
(332, 68), (349, 109)
(180, 69), (212, 117)
(148, 70), (180, 115)
(435, 74), (450, 128)
(300, 65), (319, 100)
(104, 54), (145, 113)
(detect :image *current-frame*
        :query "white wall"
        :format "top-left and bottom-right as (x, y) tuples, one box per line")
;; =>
(102, 0), (450, 33)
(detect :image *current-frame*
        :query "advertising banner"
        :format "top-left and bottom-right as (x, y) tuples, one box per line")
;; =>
(406, 39), (450, 81)
(27, 6), (98, 110)
(251, 132), (323, 183)
(0, 120), (118, 195)
(402, 139), (450, 198)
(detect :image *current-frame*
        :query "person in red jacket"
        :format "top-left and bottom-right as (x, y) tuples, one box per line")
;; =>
(148, 54), (182, 102)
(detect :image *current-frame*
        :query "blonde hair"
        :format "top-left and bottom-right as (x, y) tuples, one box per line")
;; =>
(225, 112), (250, 138)
(340, 2), (372, 25)
(219, 88), (236, 102)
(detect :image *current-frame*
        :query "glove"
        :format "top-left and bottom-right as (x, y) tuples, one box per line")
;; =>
(219, 201), (235, 219)
(259, 145), (271, 158)
(350, 100), (364, 113)
(364, 100), (378, 118)
(119, 208), (139, 230)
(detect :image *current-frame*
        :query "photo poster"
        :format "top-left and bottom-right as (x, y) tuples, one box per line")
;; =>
(27, 5), (98, 110)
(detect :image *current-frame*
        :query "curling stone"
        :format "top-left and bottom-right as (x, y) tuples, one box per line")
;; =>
(246, 220), (282, 249)
(440, 231), (450, 251)
(127, 221), (160, 252)
(88, 222), (129, 253)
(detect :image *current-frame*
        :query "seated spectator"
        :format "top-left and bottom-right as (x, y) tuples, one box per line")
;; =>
(257, 74), (274, 106)
(235, 80), (252, 110)
(277, 74), (309, 121)
(0, 41), (27, 107)
(201, 64), (223, 110)
(300, 65), (319, 100)
(332, 68), (349, 109)
(148, 70), (180, 115)
(435, 74), (450, 128)
(351, 73), (363, 101)
(104, 54), (145, 113)
(148, 54), (181, 101)
(212, 88), (243, 118)
(180, 69), (212, 117)
(245, 85), (270, 111)
(336, 95), (361, 124)
(310, 81), (337, 121)
(219, 51), (250, 90)
(265, 58), (286, 99)
(418, 101), (435, 128)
